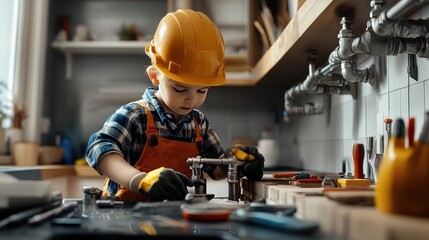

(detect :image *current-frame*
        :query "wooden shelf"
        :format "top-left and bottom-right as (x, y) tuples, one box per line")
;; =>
(51, 0), (386, 86)
(52, 40), (251, 84)
(51, 41), (150, 54)
(250, 0), (390, 87)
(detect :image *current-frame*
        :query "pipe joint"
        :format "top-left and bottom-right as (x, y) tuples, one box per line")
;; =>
(341, 60), (374, 84)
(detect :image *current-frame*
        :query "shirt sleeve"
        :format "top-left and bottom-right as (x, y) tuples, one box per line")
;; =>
(195, 113), (226, 179)
(85, 104), (145, 174)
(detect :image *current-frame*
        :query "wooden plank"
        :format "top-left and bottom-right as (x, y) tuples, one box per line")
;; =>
(74, 166), (101, 178)
(252, 0), (397, 87)
(40, 165), (75, 179)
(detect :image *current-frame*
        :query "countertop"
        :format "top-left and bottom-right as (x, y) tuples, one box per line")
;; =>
(243, 174), (429, 240)
(0, 165), (100, 180)
(0, 198), (337, 240)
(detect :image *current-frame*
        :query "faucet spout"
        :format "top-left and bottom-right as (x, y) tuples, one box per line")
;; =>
(187, 156), (244, 201)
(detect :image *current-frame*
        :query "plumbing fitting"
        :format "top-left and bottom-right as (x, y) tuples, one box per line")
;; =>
(372, 0), (429, 38)
(187, 156), (244, 201)
(284, 55), (351, 121)
(283, 0), (429, 121)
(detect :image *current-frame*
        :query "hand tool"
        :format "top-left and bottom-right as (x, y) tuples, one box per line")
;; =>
(247, 203), (296, 216)
(352, 143), (365, 179)
(230, 208), (319, 233)
(272, 172), (302, 178)
(322, 176), (340, 188)
(292, 178), (323, 187)
(0, 201), (61, 229)
(96, 199), (124, 208)
(28, 201), (78, 225)
(385, 118), (393, 139)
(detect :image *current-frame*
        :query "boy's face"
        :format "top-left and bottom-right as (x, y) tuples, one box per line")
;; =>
(155, 79), (209, 120)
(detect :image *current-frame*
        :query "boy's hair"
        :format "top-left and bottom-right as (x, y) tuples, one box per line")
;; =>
(147, 65), (170, 83)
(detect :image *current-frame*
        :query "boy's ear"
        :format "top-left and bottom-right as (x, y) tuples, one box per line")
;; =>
(147, 67), (160, 86)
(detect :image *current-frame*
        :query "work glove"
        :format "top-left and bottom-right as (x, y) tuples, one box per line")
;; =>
(226, 144), (265, 181)
(129, 167), (193, 202)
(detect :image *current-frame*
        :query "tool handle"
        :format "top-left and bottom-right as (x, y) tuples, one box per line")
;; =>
(385, 118), (393, 139)
(353, 143), (365, 179)
(233, 210), (319, 233)
(408, 117), (415, 147)
(272, 172), (300, 178)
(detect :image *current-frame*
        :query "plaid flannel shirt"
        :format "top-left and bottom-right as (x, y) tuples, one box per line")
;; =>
(85, 88), (224, 195)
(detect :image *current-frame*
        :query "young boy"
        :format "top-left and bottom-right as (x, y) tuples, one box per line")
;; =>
(85, 9), (264, 202)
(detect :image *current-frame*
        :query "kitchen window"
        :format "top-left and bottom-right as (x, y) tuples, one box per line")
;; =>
(0, 0), (49, 141)
(0, 0), (19, 127)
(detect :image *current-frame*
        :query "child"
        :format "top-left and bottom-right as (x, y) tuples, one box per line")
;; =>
(85, 9), (264, 202)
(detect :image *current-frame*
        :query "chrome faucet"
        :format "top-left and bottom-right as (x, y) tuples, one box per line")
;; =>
(187, 156), (244, 201)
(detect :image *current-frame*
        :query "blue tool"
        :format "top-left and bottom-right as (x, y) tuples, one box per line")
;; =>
(231, 208), (319, 234)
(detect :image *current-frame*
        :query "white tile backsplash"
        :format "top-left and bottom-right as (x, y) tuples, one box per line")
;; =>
(409, 82), (425, 137)
(366, 93), (377, 137)
(417, 58), (429, 82)
(389, 89), (401, 120)
(425, 81), (429, 112)
(279, 5), (429, 174)
(387, 55), (409, 91)
(400, 88), (409, 118)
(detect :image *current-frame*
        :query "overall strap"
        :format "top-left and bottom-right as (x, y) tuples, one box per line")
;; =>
(132, 100), (158, 146)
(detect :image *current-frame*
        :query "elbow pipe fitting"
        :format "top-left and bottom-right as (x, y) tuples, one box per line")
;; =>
(372, 0), (429, 38)
(341, 60), (374, 84)
(370, 0), (388, 18)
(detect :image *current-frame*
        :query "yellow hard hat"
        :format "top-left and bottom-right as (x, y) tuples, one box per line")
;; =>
(145, 9), (225, 86)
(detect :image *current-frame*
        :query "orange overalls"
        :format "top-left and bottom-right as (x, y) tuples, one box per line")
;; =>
(102, 101), (203, 201)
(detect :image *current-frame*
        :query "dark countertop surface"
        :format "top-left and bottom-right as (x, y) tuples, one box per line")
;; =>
(0, 198), (339, 240)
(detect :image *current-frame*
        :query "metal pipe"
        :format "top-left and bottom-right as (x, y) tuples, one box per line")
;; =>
(352, 30), (429, 57)
(386, 0), (426, 21)
(370, 0), (388, 18)
(187, 156), (244, 201)
(372, 0), (429, 37)
(283, 0), (429, 122)
(341, 59), (374, 84)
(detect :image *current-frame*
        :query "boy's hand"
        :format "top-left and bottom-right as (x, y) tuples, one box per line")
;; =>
(131, 167), (193, 202)
(226, 145), (265, 181)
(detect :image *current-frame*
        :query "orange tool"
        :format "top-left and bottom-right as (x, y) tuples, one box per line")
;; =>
(181, 204), (231, 222)
(352, 143), (365, 179)
(272, 172), (301, 178)
(384, 118), (393, 139)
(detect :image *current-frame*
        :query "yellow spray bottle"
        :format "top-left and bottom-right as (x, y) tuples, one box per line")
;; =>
(376, 113), (429, 217)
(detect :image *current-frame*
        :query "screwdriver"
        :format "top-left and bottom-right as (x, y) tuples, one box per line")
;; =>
(28, 201), (78, 225)
(353, 143), (365, 179)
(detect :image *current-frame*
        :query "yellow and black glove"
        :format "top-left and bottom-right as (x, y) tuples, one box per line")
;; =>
(226, 144), (264, 181)
(130, 167), (193, 202)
